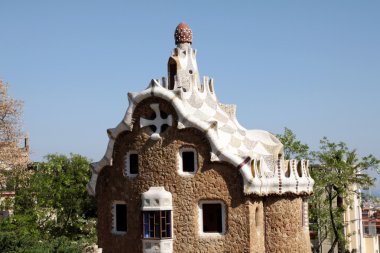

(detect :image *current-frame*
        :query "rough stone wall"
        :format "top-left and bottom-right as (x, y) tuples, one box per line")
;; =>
(248, 199), (265, 253)
(96, 97), (255, 253)
(264, 196), (311, 253)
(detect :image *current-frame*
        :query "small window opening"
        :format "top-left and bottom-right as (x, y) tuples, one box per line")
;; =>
(182, 151), (195, 172)
(125, 152), (138, 177)
(168, 58), (177, 90)
(113, 202), (127, 234)
(116, 204), (127, 232)
(179, 148), (197, 175)
(200, 202), (225, 234)
(129, 153), (138, 174)
(297, 162), (303, 177)
(143, 210), (172, 239)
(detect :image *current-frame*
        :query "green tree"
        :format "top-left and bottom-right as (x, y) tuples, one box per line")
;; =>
(310, 138), (379, 253)
(0, 153), (96, 252)
(276, 127), (310, 160)
(277, 128), (380, 253)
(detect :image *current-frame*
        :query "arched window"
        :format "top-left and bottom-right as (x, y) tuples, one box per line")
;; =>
(168, 58), (177, 90)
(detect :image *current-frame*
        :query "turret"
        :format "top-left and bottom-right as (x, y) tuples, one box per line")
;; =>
(167, 22), (201, 92)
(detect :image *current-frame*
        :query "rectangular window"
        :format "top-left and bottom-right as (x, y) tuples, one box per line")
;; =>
(112, 202), (127, 234)
(202, 204), (222, 233)
(143, 211), (171, 239)
(199, 201), (226, 235)
(116, 204), (127, 232)
(179, 147), (197, 175)
(129, 153), (138, 174)
(125, 151), (138, 177)
(182, 151), (195, 172)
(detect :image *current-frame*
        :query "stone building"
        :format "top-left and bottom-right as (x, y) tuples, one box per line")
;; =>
(88, 22), (314, 253)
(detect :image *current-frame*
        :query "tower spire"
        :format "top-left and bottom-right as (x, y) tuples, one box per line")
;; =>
(167, 22), (200, 91)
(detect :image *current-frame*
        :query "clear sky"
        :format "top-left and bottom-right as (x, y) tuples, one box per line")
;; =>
(1, 1), (379, 194)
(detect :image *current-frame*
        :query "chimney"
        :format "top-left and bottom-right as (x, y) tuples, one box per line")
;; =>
(24, 133), (29, 151)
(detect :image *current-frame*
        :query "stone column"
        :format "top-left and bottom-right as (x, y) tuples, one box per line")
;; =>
(264, 196), (311, 253)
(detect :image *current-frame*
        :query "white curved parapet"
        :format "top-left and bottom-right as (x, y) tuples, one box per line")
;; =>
(87, 78), (314, 197)
(87, 42), (314, 197)
(244, 159), (314, 195)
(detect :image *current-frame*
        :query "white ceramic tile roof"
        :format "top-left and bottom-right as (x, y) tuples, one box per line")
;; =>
(88, 78), (314, 196)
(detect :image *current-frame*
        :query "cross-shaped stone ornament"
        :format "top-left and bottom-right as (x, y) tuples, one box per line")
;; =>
(140, 103), (173, 140)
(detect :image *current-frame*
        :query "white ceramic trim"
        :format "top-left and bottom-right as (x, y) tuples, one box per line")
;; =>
(141, 187), (173, 211)
(142, 238), (173, 253)
(88, 81), (315, 197)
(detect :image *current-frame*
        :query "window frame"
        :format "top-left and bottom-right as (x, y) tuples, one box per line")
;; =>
(143, 210), (172, 239)
(124, 151), (139, 178)
(178, 147), (198, 176)
(112, 201), (127, 235)
(198, 200), (226, 236)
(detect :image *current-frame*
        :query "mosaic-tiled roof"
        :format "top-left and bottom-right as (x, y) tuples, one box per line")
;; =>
(87, 23), (314, 197)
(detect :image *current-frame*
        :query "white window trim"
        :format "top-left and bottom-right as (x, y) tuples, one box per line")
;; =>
(198, 200), (226, 237)
(124, 151), (138, 178)
(178, 147), (198, 176)
(112, 200), (127, 235)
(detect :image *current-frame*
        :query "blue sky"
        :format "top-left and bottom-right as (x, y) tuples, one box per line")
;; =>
(1, 1), (379, 194)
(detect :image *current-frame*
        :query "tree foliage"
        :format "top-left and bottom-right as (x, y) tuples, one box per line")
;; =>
(277, 128), (380, 253)
(310, 138), (379, 253)
(276, 127), (310, 160)
(0, 80), (23, 146)
(0, 154), (97, 252)
(0, 80), (30, 191)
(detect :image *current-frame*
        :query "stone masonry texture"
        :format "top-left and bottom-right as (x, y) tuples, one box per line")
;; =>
(264, 196), (311, 253)
(95, 98), (311, 253)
